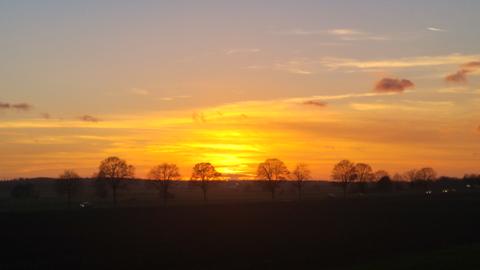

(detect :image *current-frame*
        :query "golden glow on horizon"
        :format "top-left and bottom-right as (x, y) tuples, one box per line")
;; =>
(1, 91), (479, 180)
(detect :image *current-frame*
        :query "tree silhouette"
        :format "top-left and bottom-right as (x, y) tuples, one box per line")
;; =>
(374, 170), (390, 182)
(148, 163), (181, 205)
(331, 160), (356, 199)
(292, 163), (311, 200)
(355, 163), (374, 193)
(392, 173), (404, 182)
(191, 162), (221, 202)
(403, 169), (418, 189)
(392, 173), (405, 191)
(56, 169), (81, 209)
(376, 175), (393, 192)
(97, 156), (135, 206)
(415, 167), (437, 189)
(257, 158), (289, 200)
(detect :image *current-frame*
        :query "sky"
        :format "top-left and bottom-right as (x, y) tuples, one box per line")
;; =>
(1, 0), (480, 179)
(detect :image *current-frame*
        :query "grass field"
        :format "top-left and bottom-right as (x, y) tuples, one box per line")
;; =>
(1, 186), (479, 269)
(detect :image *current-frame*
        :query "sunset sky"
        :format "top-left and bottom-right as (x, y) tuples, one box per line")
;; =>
(1, 0), (480, 179)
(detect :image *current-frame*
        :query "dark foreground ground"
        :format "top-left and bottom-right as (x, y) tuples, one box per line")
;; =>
(2, 192), (480, 270)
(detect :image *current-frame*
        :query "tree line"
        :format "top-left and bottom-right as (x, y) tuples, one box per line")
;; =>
(5, 156), (479, 208)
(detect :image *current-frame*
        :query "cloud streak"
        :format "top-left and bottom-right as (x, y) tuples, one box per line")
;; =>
(302, 100), (327, 107)
(427, 27), (446, 32)
(129, 88), (150, 96)
(0, 102), (33, 111)
(276, 28), (388, 41)
(321, 54), (480, 70)
(225, 48), (260, 55)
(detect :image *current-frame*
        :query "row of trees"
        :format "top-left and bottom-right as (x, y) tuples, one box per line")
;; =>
(50, 157), (442, 207)
(54, 157), (307, 206)
(331, 160), (437, 198)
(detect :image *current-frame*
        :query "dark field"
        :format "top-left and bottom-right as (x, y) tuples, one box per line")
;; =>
(1, 189), (480, 269)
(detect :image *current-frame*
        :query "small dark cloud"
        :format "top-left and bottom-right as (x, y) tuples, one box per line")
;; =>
(0, 102), (33, 111)
(374, 78), (414, 93)
(40, 113), (51, 119)
(445, 61), (480, 83)
(79, 115), (100, 122)
(445, 69), (469, 83)
(302, 100), (328, 107)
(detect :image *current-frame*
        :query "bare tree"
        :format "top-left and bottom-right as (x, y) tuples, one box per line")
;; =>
(416, 167), (437, 181)
(415, 167), (437, 189)
(97, 156), (135, 206)
(257, 158), (290, 200)
(291, 163), (311, 200)
(392, 173), (404, 182)
(148, 163), (181, 205)
(403, 169), (418, 189)
(355, 163), (373, 194)
(191, 162), (221, 202)
(331, 160), (356, 199)
(56, 169), (81, 209)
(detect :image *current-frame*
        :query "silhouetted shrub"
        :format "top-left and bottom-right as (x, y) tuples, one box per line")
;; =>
(376, 176), (393, 192)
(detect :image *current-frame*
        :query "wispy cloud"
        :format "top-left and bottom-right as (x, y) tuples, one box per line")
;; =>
(437, 87), (469, 94)
(351, 100), (454, 111)
(0, 102), (33, 111)
(286, 91), (402, 103)
(462, 61), (480, 69)
(275, 28), (387, 41)
(328, 28), (363, 36)
(225, 48), (260, 55)
(159, 95), (192, 101)
(302, 100), (328, 107)
(274, 60), (313, 75)
(327, 28), (388, 41)
(129, 88), (150, 96)
(78, 115), (101, 122)
(320, 54), (480, 70)
(427, 27), (447, 32)
(374, 78), (415, 93)
(445, 60), (480, 83)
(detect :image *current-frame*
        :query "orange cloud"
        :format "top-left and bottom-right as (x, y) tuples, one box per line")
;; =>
(445, 60), (480, 83)
(461, 61), (480, 69)
(445, 69), (469, 83)
(374, 78), (414, 93)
